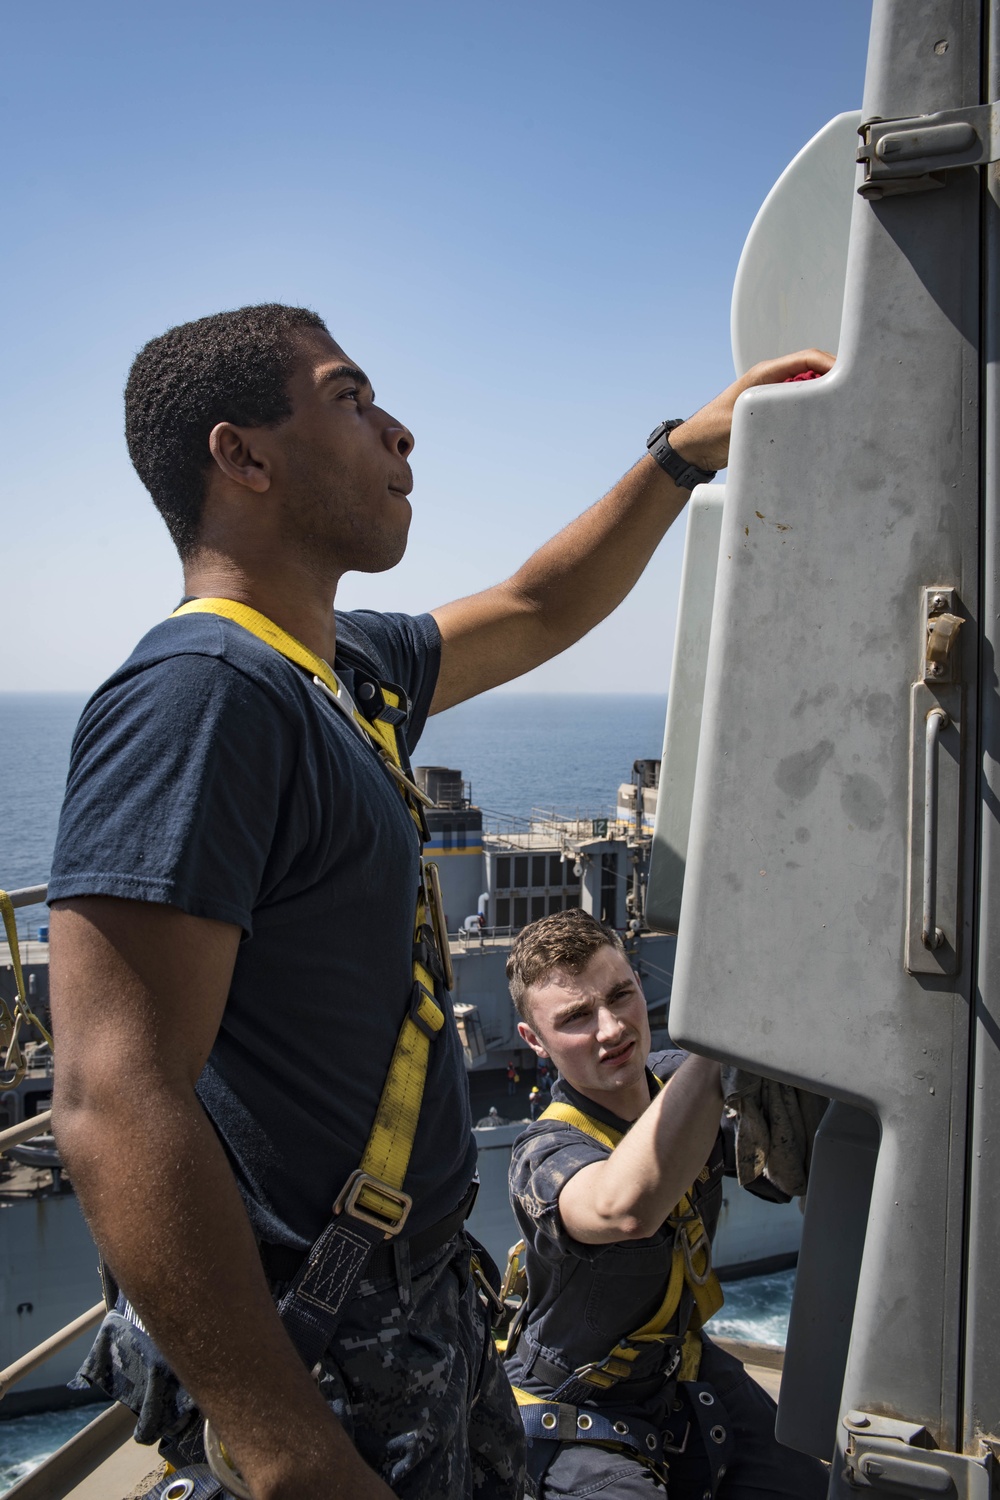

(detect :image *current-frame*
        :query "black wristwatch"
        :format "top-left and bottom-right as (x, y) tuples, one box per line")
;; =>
(646, 419), (717, 490)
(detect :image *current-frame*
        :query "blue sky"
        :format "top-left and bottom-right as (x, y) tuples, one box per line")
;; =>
(2, 1), (871, 693)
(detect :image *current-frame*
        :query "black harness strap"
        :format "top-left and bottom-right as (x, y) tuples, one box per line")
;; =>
(144, 1465), (224, 1499)
(662, 1380), (737, 1498)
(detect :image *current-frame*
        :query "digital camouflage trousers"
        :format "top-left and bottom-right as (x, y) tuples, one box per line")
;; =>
(76, 1231), (525, 1500)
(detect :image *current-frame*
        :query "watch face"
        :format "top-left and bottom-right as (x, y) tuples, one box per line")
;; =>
(648, 419), (684, 447)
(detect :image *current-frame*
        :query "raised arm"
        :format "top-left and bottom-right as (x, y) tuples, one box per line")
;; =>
(556, 1055), (724, 1245)
(50, 897), (393, 1500)
(429, 348), (833, 712)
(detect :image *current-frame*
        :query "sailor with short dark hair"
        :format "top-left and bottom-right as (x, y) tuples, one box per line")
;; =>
(47, 301), (829, 1500)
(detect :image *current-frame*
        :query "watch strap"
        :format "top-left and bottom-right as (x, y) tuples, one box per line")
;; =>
(646, 419), (717, 490)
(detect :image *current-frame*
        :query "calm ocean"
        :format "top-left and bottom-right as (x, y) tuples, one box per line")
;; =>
(0, 688), (669, 932)
(0, 687), (794, 1487)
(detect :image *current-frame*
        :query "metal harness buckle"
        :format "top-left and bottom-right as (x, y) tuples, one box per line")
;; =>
(409, 981), (444, 1041)
(471, 1255), (505, 1317)
(680, 1219), (713, 1288)
(575, 1355), (632, 1387)
(204, 1419), (253, 1499)
(334, 1169), (413, 1237)
(662, 1419), (691, 1456)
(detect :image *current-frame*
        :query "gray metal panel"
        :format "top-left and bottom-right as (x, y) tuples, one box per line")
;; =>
(646, 487), (725, 933)
(776, 1103), (879, 1461)
(963, 6), (1000, 1456)
(669, 0), (981, 1470)
(731, 112), (860, 375)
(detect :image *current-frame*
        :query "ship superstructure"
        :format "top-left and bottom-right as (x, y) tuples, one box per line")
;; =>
(416, 759), (677, 1073)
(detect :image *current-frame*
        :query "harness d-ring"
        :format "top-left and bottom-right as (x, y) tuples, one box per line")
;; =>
(203, 1419), (252, 1500)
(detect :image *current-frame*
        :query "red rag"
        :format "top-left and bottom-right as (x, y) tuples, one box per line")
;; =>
(784, 370), (821, 382)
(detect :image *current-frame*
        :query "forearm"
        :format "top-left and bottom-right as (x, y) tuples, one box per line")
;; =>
(431, 349), (834, 711)
(431, 452), (688, 709)
(495, 404), (722, 651)
(562, 1056), (723, 1243)
(56, 1075), (380, 1500)
(501, 452), (689, 652)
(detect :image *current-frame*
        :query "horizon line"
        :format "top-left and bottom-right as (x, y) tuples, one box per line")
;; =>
(0, 687), (669, 699)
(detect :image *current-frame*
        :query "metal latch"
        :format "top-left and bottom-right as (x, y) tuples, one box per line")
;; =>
(858, 102), (1000, 197)
(923, 588), (963, 684)
(843, 1411), (998, 1496)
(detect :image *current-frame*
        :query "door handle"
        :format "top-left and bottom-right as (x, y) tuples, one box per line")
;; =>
(906, 589), (962, 977)
(922, 708), (949, 950)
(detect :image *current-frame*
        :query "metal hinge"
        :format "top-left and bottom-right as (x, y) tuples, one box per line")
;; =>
(843, 1411), (999, 1496)
(857, 102), (1000, 197)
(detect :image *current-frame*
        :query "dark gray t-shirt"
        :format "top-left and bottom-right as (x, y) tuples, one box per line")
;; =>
(49, 607), (475, 1248)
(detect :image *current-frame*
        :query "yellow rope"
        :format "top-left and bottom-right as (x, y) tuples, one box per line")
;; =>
(0, 890), (54, 1088)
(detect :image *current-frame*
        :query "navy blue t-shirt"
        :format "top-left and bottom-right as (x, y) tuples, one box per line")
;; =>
(506, 1051), (726, 1408)
(49, 608), (476, 1249)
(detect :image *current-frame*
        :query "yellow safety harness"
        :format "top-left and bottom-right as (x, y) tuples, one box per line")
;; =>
(504, 1092), (728, 1489)
(0, 891), (54, 1090)
(108, 598), (465, 1500)
(171, 598), (450, 1237)
(510, 1089), (724, 1403)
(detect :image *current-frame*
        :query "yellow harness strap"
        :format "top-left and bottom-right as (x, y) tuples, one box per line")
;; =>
(513, 1387), (547, 1407)
(539, 1101), (621, 1152)
(537, 1095), (724, 1389)
(169, 598), (447, 1229)
(172, 598), (431, 829)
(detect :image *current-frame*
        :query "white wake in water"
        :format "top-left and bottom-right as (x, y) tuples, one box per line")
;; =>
(0, 1406), (106, 1496)
(712, 1269), (795, 1348)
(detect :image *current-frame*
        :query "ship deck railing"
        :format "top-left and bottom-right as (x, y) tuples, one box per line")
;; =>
(0, 1098), (169, 1499)
(450, 923), (518, 946)
(482, 814), (638, 847)
(0, 1111), (141, 1499)
(0, 1301), (105, 1407)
